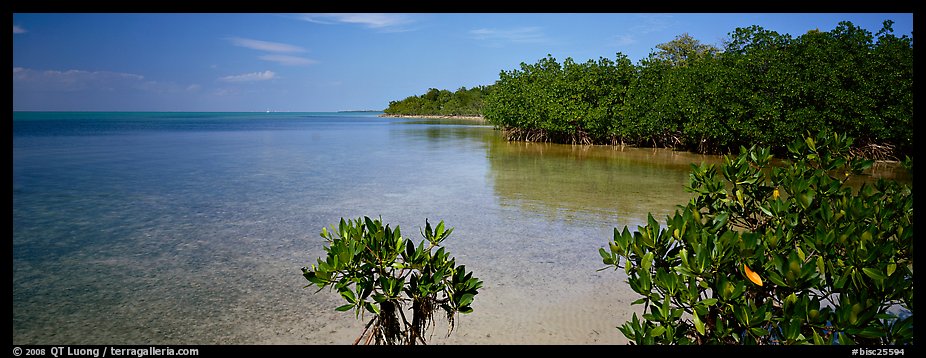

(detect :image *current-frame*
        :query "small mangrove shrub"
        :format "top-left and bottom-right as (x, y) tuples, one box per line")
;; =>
(599, 132), (913, 344)
(302, 217), (482, 345)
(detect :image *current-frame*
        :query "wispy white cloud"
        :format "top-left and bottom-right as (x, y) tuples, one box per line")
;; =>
(12, 67), (198, 93)
(218, 70), (276, 83)
(298, 13), (414, 31)
(226, 37), (317, 66)
(612, 34), (638, 46)
(227, 37), (306, 53)
(13, 67), (145, 91)
(259, 54), (317, 66)
(136, 80), (201, 94)
(212, 87), (240, 96)
(631, 14), (675, 35)
(13, 25), (26, 34)
(469, 26), (550, 45)
(608, 15), (674, 53)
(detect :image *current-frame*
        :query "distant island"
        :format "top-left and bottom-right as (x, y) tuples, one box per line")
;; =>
(337, 110), (383, 113)
(382, 86), (489, 118)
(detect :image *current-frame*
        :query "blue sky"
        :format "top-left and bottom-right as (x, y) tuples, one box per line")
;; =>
(12, 13), (913, 112)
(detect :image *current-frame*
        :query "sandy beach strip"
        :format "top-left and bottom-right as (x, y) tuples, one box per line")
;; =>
(378, 113), (487, 121)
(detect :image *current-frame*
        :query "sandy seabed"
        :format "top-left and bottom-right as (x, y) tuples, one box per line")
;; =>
(13, 242), (641, 345)
(291, 269), (640, 345)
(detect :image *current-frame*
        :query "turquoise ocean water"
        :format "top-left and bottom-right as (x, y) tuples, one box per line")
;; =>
(17, 111), (902, 344)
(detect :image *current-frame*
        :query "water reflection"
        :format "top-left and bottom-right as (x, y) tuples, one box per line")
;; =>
(393, 118), (910, 229)
(390, 120), (495, 146)
(846, 160), (912, 187)
(485, 141), (911, 229)
(486, 140), (723, 227)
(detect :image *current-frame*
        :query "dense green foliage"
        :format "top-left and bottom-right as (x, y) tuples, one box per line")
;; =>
(302, 217), (482, 345)
(483, 55), (635, 144)
(483, 21), (913, 158)
(599, 132), (913, 344)
(384, 86), (490, 117)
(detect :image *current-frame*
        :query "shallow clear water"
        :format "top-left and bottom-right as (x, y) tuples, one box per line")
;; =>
(12, 112), (909, 345)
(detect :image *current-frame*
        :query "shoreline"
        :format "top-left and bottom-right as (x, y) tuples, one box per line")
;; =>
(378, 113), (486, 121)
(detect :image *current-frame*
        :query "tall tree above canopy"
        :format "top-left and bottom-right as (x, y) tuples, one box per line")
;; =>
(652, 33), (720, 67)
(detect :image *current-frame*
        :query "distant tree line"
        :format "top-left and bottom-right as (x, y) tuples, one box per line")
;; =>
(384, 86), (491, 117)
(385, 21), (913, 159)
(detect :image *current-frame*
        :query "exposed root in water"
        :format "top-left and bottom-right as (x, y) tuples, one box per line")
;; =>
(503, 127), (594, 145)
(501, 126), (905, 161)
(409, 297), (435, 345)
(850, 141), (899, 161)
(353, 301), (403, 345)
(352, 297), (452, 345)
